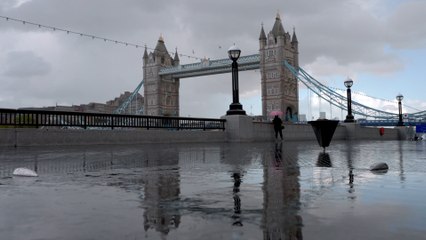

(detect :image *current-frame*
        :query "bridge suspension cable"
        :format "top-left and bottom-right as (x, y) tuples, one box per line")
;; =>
(329, 86), (423, 113)
(283, 61), (399, 120)
(113, 79), (144, 114)
(0, 15), (204, 61)
(411, 110), (426, 119)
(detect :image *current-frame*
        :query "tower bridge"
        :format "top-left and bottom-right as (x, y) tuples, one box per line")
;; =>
(1, 13), (424, 122)
(117, 13), (426, 123)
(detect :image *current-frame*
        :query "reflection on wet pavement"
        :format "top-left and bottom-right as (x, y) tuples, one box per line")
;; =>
(0, 140), (425, 239)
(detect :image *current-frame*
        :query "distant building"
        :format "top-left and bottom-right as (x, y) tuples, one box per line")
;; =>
(106, 91), (144, 114)
(22, 91), (144, 114)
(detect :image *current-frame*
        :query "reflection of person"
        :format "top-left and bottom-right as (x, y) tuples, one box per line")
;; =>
(274, 142), (282, 167)
(264, 142), (303, 239)
(272, 115), (283, 140)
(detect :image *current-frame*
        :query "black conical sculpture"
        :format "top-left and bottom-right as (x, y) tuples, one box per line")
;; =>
(308, 119), (339, 150)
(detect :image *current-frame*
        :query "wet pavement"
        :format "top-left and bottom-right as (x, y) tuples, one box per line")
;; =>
(0, 140), (425, 240)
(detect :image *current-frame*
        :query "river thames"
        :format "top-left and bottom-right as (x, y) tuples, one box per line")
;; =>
(1, 140), (425, 239)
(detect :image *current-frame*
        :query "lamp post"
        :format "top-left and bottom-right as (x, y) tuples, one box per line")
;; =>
(344, 78), (354, 122)
(226, 45), (246, 115)
(396, 94), (404, 126)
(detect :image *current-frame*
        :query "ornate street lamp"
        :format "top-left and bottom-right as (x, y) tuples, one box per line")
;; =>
(396, 94), (404, 126)
(344, 78), (355, 122)
(226, 45), (246, 115)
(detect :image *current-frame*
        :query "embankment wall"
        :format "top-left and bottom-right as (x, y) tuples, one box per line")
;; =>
(0, 128), (226, 147)
(0, 121), (408, 147)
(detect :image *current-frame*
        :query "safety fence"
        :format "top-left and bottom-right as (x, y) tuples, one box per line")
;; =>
(0, 108), (226, 131)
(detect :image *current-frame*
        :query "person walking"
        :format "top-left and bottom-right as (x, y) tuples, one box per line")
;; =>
(272, 115), (283, 140)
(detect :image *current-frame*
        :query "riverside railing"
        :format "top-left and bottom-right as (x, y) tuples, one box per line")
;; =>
(0, 108), (226, 131)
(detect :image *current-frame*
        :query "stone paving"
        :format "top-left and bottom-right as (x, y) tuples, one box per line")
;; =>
(0, 140), (425, 239)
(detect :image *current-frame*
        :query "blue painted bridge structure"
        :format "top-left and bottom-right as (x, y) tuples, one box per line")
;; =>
(358, 119), (426, 127)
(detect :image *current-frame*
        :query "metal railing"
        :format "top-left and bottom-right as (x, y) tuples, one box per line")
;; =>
(358, 119), (426, 127)
(0, 108), (226, 131)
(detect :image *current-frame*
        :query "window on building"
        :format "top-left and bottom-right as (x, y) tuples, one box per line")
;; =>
(267, 72), (280, 79)
(267, 49), (277, 57)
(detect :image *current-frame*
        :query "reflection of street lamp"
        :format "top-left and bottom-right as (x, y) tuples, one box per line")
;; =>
(226, 45), (246, 115)
(396, 94), (404, 126)
(346, 143), (355, 197)
(232, 172), (243, 226)
(344, 78), (354, 122)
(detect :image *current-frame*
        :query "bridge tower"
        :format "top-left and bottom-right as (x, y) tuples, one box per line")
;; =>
(143, 36), (180, 116)
(259, 13), (299, 121)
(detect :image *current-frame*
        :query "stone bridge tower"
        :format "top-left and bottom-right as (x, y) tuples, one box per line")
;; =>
(259, 13), (299, 121)
(143, 36), (180, 116)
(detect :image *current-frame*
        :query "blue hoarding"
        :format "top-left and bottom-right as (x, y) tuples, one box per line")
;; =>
(416, 124), (426, 133)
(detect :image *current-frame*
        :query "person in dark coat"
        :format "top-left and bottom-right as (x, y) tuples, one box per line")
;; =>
(272, 115), (283, 140)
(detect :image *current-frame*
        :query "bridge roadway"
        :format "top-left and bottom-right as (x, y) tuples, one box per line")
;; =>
(159, 54), (260, 78)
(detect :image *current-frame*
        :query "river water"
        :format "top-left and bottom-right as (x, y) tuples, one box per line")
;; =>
(0, 140), (425, 240)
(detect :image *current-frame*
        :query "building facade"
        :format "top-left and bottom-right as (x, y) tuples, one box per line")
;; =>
(143, 36), (180, 116)
(107, 91), (144, 114)
(259, 13), (299, 121)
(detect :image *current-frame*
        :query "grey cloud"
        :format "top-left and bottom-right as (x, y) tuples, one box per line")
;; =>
(1, 0), (181, 38)
(386, 1), (426, 49)
(4, 50), (51, 77)
(291, 2), (389, 65)
(2, 0), (415, 66)
(0, 0), (20, 10)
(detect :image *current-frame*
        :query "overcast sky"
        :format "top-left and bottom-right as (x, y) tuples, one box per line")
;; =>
(1, 0), (425, 119)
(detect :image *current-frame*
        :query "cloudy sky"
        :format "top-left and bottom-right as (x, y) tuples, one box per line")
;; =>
(1, 0), (425, 119)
